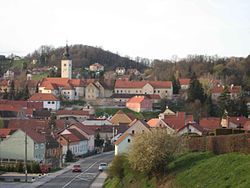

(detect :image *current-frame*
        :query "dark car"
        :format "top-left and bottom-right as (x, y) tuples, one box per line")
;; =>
(72, 164), (82, 172)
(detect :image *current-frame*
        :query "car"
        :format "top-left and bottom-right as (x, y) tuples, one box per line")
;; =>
(98, 163), (108, 171)
(72, 164), (82, 172)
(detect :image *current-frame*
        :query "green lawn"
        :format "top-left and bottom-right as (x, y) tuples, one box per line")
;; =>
(32, 72), (49, 80)
(167, 152), (250, 188)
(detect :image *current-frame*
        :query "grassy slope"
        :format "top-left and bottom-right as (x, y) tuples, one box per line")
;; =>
(167, 152), (250, 188)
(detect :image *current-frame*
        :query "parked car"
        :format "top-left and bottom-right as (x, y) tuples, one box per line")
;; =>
(72, 164), (82, 172)
(98, 163), (108, 171)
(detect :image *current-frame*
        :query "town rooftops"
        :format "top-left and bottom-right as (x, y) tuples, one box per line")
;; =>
(0, 128), (16, 138)
(39, 78), (85, 90)
(199, 117), (221, 131)
(115, 80), (172, 89)
(28, 93), (59, 101)
(211, 85), (241, 94)
(56, 110), (90, 116)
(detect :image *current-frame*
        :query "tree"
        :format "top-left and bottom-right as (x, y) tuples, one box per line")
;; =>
(48, 113), (56, 130)
(8, 80), (15, 100)
(218, 86), (233, 116)
(171, 75), (180, 94)
(94, 132), (104, 148)
(204, 95), (218, 117)
(187, 73), (205, 103)
(2, 89), (8, 99)
(128, 129), (184, 176)
(65, 150), (73, 162)
(22, 84), (30, 100)
(237, 94), (248, 117)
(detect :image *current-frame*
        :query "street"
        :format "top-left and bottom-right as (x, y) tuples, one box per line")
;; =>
(38, 152), (113, 188)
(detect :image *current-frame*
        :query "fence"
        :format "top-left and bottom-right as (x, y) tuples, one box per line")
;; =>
(187, 133), (250, 154)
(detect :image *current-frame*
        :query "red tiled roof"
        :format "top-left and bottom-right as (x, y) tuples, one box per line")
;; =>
(178, 123), (205, 133)
(163, 112), (193, 130)
(179, 78), (190, 85)
(147, 118), (160, 127)
(114, 132), (132, 145)
(115, 80), (172, 89)
(39, 78), (84, 90)
(28, 93), (59, 101)
(199, 117), (221, 131)
(127, 96), (148, 104)
(243, 120), (250, 131)
(70, 122), (95, 135)
(61, 133), (80, 143)
(0, 100), (27, 107)
(228, 116), (248, 126)
(56, 110), (90, 116)
(0, 128), (16, 138)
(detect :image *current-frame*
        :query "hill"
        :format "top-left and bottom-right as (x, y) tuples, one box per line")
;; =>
(25, 44), (148, 71)
(105, 152), (250, 188)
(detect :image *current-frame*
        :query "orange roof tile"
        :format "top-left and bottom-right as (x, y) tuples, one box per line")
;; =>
(115, 80), (172, 89)
(127, 96), (148, 103)
(211, 85), (241, 94)
(199, 117), (221, 131)
(179, 78), (190, 85)
(0, 128), (16, 138)
(147, 118), (160, 127)
(114, 132), (132, 145)
(28, 93), (59, 101)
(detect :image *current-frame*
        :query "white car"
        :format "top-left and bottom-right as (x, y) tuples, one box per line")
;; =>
(98, 163), (108, 171)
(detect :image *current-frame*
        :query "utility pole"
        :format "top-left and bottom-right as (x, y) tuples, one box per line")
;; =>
(24, 132), (28, 182)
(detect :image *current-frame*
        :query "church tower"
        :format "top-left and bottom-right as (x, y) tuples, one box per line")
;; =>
(61, 43), (72, 79)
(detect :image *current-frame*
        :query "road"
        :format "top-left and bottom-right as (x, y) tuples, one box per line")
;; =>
(38, 152), (113, 188)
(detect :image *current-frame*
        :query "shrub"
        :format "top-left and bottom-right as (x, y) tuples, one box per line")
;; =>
(128, 129), (184, 176)
(108, 155), (126, 179)
(65, 150), (74, 162)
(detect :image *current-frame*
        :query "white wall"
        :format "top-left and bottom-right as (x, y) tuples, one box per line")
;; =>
(43, 100), (60, 110)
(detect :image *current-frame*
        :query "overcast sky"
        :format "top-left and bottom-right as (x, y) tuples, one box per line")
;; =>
(0, 0), (250, 59)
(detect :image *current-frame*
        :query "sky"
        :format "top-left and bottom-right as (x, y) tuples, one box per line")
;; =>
(0, 0), (250, 60)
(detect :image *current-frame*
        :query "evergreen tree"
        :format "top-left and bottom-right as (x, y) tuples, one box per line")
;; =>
(48, 113), (56, 130)
(8, 80), (15, 100)
(65, 150), (73, 162)
(171, 75), (180, 94)
(187, 73), (205, 103)
(22, 84), (30, 100)
(218, 86), (233, 116)
(2, 89), (8, 99)
(237, 94), (248, 117)
(94, 132), (104, 148)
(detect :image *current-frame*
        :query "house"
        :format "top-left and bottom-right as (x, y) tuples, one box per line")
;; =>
(111, 93), (161, 106)
(57, 128), (88, 157)
(179, 78), (190, 90)
(115, 67), (126, 76)
(221, 116), (248, 129)
(56, 110), (93, 121)
(124, 119), (151, 135)
(126, 96), (152, 112)
(114, 80), (173, 99)
(147, 118), (175, 134)
(89, 63), (104, 72)
(211, 84), (241, 101)
(0, 104), (31, 119)
(158, 106), (175, 119)
(199, 117), (221, 133)
(28, 93), (60, 111)
(177, 122), (205, 136)
(162, 112), (194, 131)
(109, 110), (136, 125)
(38, 78), (85, 100)
(0, 128), (46, 162)
(114, 133), (133, 155)
(84, 80), (113, 100)
(68, 122), (95, 152)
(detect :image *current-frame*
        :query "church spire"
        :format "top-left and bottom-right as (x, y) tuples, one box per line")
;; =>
(63, 42), (70, 60)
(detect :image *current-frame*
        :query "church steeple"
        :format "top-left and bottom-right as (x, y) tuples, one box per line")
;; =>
(63, 42), (70, 60)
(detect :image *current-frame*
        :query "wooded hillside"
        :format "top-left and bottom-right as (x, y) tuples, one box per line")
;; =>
(25, 45), (147, 71)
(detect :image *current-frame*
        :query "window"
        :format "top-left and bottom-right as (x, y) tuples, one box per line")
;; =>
(41, 143), (44, 149)
(132, 130), (135, 134)
(117, 90), (119, 93)
(35, 144), (38, 149)
(128, 139), (131, 143)
(158, 90), (160, 93)
(52, 101), (55, 104)
(121, 90), (123, 93)
(48, 101), (51, 104)
(165, 90), (168, 93)
(75, 92), (77, 96)
(136, 90), (138, 93)
(64, 64), (67, 66)
(68, 92), (70, 94)
(142, 130), (145, 133)
(154, 90), (156, 93)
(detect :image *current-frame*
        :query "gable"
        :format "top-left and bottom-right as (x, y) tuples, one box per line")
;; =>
(125, 120), (150, 135)
(110, 112), (133, 125)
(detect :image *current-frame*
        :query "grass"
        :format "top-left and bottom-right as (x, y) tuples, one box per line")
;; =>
(95, 108), (159, 121)
(166, 152), (250, 188)
(32, 72), (49, 80)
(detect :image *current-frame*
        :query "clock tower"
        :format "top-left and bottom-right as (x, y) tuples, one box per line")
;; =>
(61, 44), (72, 79)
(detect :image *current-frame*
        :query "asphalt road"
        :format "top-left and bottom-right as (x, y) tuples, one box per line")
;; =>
(38, 152), (114, 188)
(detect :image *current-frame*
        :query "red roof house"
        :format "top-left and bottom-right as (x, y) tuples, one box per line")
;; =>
(126, 96), (152, 112)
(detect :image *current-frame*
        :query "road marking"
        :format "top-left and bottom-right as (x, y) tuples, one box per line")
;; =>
(62, 160), (100, 188)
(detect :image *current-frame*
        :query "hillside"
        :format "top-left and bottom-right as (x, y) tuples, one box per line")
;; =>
(25, 44), (148, 71)
(105, 152), (250, 188)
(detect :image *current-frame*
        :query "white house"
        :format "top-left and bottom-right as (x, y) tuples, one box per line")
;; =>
(28, 93), (60, 110)
(114, 133), (133, 155)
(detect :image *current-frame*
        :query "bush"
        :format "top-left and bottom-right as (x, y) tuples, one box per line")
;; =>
(128, 129), (184, 176)
(108, 155), (126, 179)
(16, 162), (23, 173)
